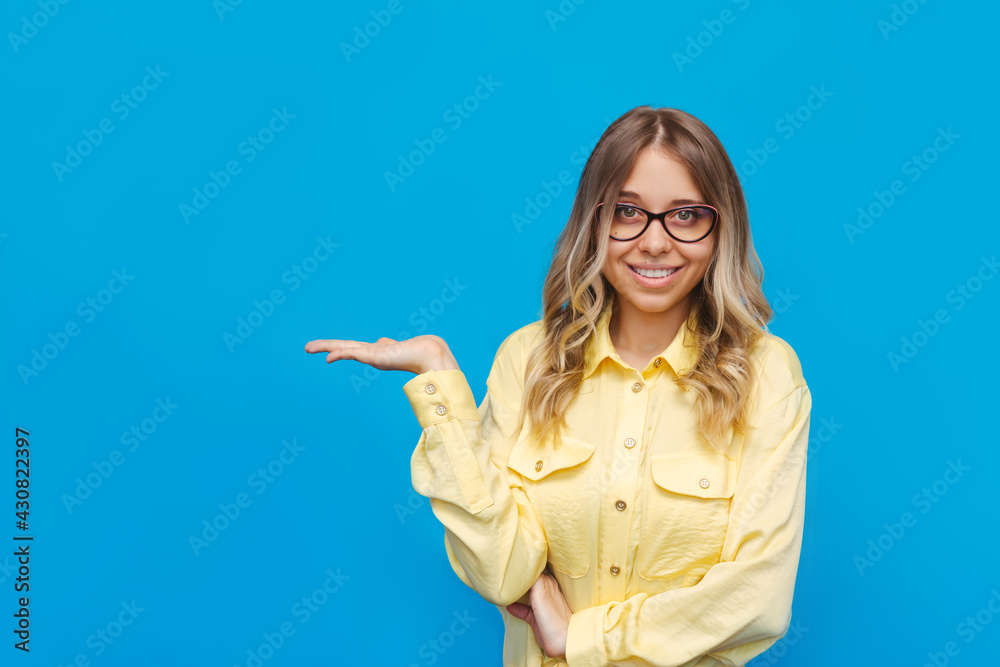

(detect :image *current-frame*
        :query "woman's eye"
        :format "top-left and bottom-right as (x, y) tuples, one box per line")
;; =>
(617, 206), (638, 218)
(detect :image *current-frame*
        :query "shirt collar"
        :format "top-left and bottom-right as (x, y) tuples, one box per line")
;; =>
(582, 300), (702, 380)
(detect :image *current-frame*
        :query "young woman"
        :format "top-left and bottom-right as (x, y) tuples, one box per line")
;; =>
(306, 106), (812, 666)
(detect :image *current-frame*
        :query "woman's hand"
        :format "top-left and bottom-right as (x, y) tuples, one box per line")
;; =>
(304, 334), (459, 375)
(506, 570), (573, 659)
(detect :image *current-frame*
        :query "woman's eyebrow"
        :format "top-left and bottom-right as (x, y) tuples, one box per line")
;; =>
(618, 190), (703, 207)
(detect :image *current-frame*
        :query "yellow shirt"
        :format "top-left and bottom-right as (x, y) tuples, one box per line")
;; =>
(402, 300), (811, 666)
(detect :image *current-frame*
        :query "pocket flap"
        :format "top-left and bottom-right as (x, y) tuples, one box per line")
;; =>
(507, 433), (596, 482)
(649, 450), (736, 499)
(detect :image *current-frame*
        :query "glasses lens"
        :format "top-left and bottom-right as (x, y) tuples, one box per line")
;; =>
(667, 206), (716, 242)
(608, 204), (649, 240)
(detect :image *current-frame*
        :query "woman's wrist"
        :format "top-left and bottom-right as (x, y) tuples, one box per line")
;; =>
(423, 351), (460, 374)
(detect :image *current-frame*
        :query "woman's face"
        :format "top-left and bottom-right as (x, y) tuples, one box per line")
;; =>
(601, 145), (716, 319)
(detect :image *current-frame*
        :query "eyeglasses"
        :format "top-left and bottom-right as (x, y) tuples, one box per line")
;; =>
(595, 202), (719, 243)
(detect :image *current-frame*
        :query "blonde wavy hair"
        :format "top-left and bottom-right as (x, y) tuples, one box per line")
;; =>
(512, 105), (773, 452)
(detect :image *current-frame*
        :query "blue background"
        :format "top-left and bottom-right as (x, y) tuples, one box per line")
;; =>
(3, 0), (998, 665)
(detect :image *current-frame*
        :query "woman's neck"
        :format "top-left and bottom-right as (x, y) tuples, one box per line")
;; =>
(609, 297), (692, 367)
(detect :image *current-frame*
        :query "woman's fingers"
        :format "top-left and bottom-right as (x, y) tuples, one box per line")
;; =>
(324, 344), (364, 365)
(304, 334), (453, 375)
(305, 339), (358, 363)
(304, 337), (425, 373)
(304, 338), (401, 352)
(305, 339), (385, 366)
(304, 339), (358, 354)
(506, 602), (532, 623)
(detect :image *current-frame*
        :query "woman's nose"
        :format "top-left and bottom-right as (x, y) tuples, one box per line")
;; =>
(637, 218), (675, 253)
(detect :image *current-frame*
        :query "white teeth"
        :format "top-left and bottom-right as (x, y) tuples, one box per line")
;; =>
(631, 266), (678, 278)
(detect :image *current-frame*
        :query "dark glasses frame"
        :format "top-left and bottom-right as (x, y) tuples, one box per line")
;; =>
(595, 202), (719, 243)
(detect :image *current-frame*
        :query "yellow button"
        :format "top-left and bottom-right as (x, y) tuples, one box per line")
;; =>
(435, 404), (448, 416)
(653, 358), (662, 368)
(699, 477), (710, 489)
(425, 383), (437, 394)
(610, 564), (620, 575)
(535, 460), (543, 472)
(632, 381), (643, 393)
(615, 499), (626, 511)
(624, 437), (635, 449)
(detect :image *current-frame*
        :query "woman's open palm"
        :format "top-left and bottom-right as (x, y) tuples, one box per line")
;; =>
(303, 334), (458, 375)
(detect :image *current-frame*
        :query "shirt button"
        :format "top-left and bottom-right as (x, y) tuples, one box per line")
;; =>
(624, 437), (636, 449)
(631, 381), (643, 393)
(425, 383), (437, 394)
(653, 358), (662, 368)
(435, 404), (448, 416)
(610, 564), (620, 575)
(699, 477), (710, 489)
(535, 460), (543, 472)
(615, 499), (627, 511)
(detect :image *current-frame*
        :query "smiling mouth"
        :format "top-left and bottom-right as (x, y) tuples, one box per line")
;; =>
(629, 265), (680, 278)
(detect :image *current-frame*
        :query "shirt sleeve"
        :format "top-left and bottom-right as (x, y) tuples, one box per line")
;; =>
(565, 382), (812, 667)
(401, 332), (548, 608)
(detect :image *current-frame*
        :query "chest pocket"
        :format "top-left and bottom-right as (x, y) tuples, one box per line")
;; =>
(635, 449), (736, 583)
(507, 434), (596, 578)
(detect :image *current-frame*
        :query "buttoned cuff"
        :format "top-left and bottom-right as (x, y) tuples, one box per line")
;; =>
(402, 369), (481, 429)
(565, 603), (610, 667)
